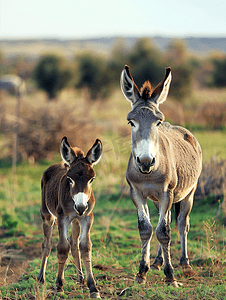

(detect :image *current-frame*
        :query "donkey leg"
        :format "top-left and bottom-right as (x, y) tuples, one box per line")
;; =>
(55, 213), (71, 292)
(151, 202), (163, 270)
(130, 187), (153, 283)
(70, 218), (84, 284)
(151, 245), (164, 270)
(37, 210), (55, 283)
(79, 214), (100, 298)
(178, 187), (196, 277)
(156, 199), (181, 287)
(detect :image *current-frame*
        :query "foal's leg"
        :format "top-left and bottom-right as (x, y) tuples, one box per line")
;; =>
(37, 209), (55, 283)
(70, 218), (84, 283)
(79, 213), (100, 298)
(130, 186), (153, 283)
(178, 187), (196, 276)
(55, 213), (71, 292)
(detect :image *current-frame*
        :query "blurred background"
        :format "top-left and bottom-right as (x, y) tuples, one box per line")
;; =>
(0, 0), (226, 208)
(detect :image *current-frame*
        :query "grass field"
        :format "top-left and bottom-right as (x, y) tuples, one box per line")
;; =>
(0, 130), (226, 299)
(0, 88), (226, 299)
(0, 181), (225, 299)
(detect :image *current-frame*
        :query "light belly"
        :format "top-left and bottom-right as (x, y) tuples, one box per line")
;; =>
(144, 182), (196, 203)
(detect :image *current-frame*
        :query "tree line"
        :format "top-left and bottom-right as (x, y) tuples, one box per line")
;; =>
(1, 38), (226, 101)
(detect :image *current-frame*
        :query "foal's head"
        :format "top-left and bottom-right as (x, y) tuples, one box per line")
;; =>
(121, 65), (172, 174)
(60, 136), (102, 215)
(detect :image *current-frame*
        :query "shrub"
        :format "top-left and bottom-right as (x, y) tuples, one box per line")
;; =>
(1, 213), (18, 229)
(107, 38), (129, 85)
(195, 156), (226, 203)
(169, 63), (194, 101)
(165, 39), (194, 102)
(33, 54), (72, 100)
(128, 38), (164, 88)
(0, 101), (100, 162)
(211, 57), (226, 87)
(199, 101), (226, 130)
(75, 52), (113, 100)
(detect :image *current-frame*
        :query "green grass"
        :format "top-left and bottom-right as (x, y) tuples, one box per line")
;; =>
(0, 183), (225, 299)
(193, 131), (226, 162)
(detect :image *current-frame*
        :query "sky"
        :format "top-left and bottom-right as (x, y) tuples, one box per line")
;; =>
(0, 0), (226, 40)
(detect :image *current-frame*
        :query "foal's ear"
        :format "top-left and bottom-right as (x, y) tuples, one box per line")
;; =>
(150, 67), (172, 107)
(120, 65), (140, 107)
(86, 139), (102, 165)
(60, 136), (75, 165)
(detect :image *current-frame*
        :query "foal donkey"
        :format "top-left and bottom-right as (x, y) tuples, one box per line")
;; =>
(121, 65), (202, 287)
(37, 136), (102, 298)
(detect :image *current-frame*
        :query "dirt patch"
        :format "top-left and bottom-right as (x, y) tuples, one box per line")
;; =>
(94, 263), (123, 274)
(0, 233), (42, 288)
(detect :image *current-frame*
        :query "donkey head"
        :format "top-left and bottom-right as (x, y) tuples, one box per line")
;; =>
(121, 65), (171, 174)
(60, 136), (102, 215)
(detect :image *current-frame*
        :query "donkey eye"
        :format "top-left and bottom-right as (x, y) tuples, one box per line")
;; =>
(156, 120), (162, 127)
(67, 177), (74, 185)
(128, 120), (135, 127)
(89, 177), (95, 184)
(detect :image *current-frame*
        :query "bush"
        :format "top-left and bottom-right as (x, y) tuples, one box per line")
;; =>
(195, 156), (226, 203)
(0, 101), (100, 162)
(75, 52), (113, 100)
(165, 39), (194, 102)
(169, 64), (194, 101)
(198, 101), (226, 130)
(107, 38), (129, 85)
(1, 213), (18, 229)
(211, 57), (226, 87)
(33, 54), (72, 100)
(128, 38), (164, 88)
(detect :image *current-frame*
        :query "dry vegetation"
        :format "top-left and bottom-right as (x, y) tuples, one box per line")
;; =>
(0, 90), (101, 162)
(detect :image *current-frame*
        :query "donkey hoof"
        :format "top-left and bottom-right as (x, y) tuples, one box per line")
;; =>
(47, 287), (63, 296)
(37, 277), (44, 284)
(150, 262), (162, 271)
(166, 280), (182, 288)
(90, 292), (101, 298)
(172, 281), (183, 288)
(135, 273), (146, 284)
(54, 287), (64, 294)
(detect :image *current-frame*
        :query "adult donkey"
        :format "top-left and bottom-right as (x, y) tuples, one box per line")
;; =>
(121, 65), (202, 287)
(37, 136), (102, 298)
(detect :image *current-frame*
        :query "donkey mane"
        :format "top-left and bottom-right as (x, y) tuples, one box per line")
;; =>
(140, 81), (153, 100)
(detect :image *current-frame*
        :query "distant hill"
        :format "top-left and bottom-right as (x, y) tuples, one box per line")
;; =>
(183, 37), (226, 53)
(1, 36), (226, 58)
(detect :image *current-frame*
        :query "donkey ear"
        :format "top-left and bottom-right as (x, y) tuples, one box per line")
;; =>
(60, 136), (73, 166)
(150, 67), (172, 107)
(86, 139), (102, 165)
(120, 65), (140, 106)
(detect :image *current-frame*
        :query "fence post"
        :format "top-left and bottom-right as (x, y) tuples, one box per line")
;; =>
(12, 89), (21, 172)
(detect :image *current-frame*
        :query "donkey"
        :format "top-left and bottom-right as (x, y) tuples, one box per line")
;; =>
(120, 65), (202, 287)
(37, 136), (102, 298)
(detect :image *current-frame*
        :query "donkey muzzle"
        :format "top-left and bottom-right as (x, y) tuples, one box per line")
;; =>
(136, 156), (155, 174)
(75, 204), (88, 216)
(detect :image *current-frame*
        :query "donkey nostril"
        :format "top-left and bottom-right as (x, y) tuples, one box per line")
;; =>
(75, 205), (88, 216)
(136, 156), (155, 173)
(136, 156), (141, 165)
(150, 157), (155, 166)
